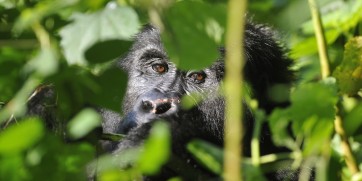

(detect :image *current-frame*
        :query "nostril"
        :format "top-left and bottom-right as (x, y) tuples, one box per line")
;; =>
(141, 100), (154, 112)
(155, 102), (172, 114)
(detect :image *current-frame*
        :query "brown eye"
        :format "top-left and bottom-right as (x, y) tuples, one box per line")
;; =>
(189, 72), (206, 83)
(152, 64), (168, 73)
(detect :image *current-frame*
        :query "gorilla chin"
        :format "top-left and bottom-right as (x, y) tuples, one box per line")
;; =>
(100, 23), (297, 180)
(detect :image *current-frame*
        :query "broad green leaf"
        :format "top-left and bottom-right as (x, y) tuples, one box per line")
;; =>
(86, 66), (128, 112)
(289, 82), (338, 123)
(163, 1), (226, 70)
(60, 5), (140, 65)
(187, 139), (223, 175)
(84, 40), (132, 64)
(0, 118), (44, 154)
(333, 37), (362, 96)
(67, 108), (102, 139)
(138, 121), (171, 174)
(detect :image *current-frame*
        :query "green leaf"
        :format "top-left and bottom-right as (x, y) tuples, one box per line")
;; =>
(67, 108), (102, 139)
(163, 1), (226, 70)
(13, 0), (79, 32)
(291, 0), (362, 58)
(86, 65), (128, 112)
(84, 40), (133, 64)
(60, 5), (140, 65)
(138, 121), (171, 174)
(343, 102), (362, 136)
(268, 108), (297, 149)
(289, 82), (338, 123)
(333, 37), (362, 96)
(24, 47), (58, 76)
(187, 139), (223, 175)
(0, 118), (44, 154)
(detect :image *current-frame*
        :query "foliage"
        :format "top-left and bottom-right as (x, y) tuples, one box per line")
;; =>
(0, 0), (362, 180)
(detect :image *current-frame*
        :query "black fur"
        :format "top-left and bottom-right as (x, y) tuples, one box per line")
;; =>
(101, 22), (296, 180)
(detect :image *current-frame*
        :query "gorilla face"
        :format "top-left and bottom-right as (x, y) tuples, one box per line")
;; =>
(98, 22), (295, 180)
(108, 21), (295, 149)
(117, 25), (227, 142)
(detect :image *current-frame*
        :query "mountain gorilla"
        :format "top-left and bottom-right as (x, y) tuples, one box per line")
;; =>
(100, 22), (295, 180)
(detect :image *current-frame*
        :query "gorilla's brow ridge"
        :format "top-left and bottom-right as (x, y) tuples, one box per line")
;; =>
(140, 48), (167, 60)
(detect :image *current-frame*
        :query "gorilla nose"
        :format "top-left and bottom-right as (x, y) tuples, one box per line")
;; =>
(141, 99), (173, 114)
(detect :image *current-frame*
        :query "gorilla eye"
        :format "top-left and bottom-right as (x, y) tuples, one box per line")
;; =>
(152, 64), (168, 73)
(188, 72), (206, 83)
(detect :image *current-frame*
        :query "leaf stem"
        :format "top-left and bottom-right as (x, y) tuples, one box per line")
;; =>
(308, 0), (330, 78)
(334, 114), (360, 174)
(308, 0), (360, 176)
(223, 0), (247, 180)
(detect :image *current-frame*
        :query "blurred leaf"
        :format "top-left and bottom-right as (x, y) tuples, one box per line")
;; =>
(60, 5), (140, 65)
(85, 40), (133, 64)
(269, 108), (297, 149)
(27, 134), (95, 181)
(187, 139), (223, 175)
(181, 92), (204, 109)
(163, 1), (226, 70)
(0, 118), (44, 154)
(343, 102), (362, 136)
(291, 0), (362, 58)
(289, 82), (338, 123)
(138, 121), (171, 174)
(67, 108), (101, 139)
(0, 47), (27, 101)
(333, 37), (362, 96)
(86, 65), (128, 112)
(24, 47), (58, 76)
(13, 0), (79, 32)
(0, 154), (29, 181)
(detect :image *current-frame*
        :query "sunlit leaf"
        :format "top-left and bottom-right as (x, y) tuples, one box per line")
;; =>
(67, 108), (102, 139)
(138, 121), (171, 174)
(60, 5), (140, 65)
(333, 37), (362, 96)
(0, 118), (44, 154)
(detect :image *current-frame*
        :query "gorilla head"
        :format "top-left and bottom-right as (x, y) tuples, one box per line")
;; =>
(101, 22), (294, 180)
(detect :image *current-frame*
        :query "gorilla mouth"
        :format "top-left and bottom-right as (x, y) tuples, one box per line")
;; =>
(142, 98), (180, 115)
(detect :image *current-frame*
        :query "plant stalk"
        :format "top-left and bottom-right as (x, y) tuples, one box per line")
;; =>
(223, 0), (247, 180)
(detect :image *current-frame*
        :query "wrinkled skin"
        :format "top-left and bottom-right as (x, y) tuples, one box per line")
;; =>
(101, 23), (296, 180)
